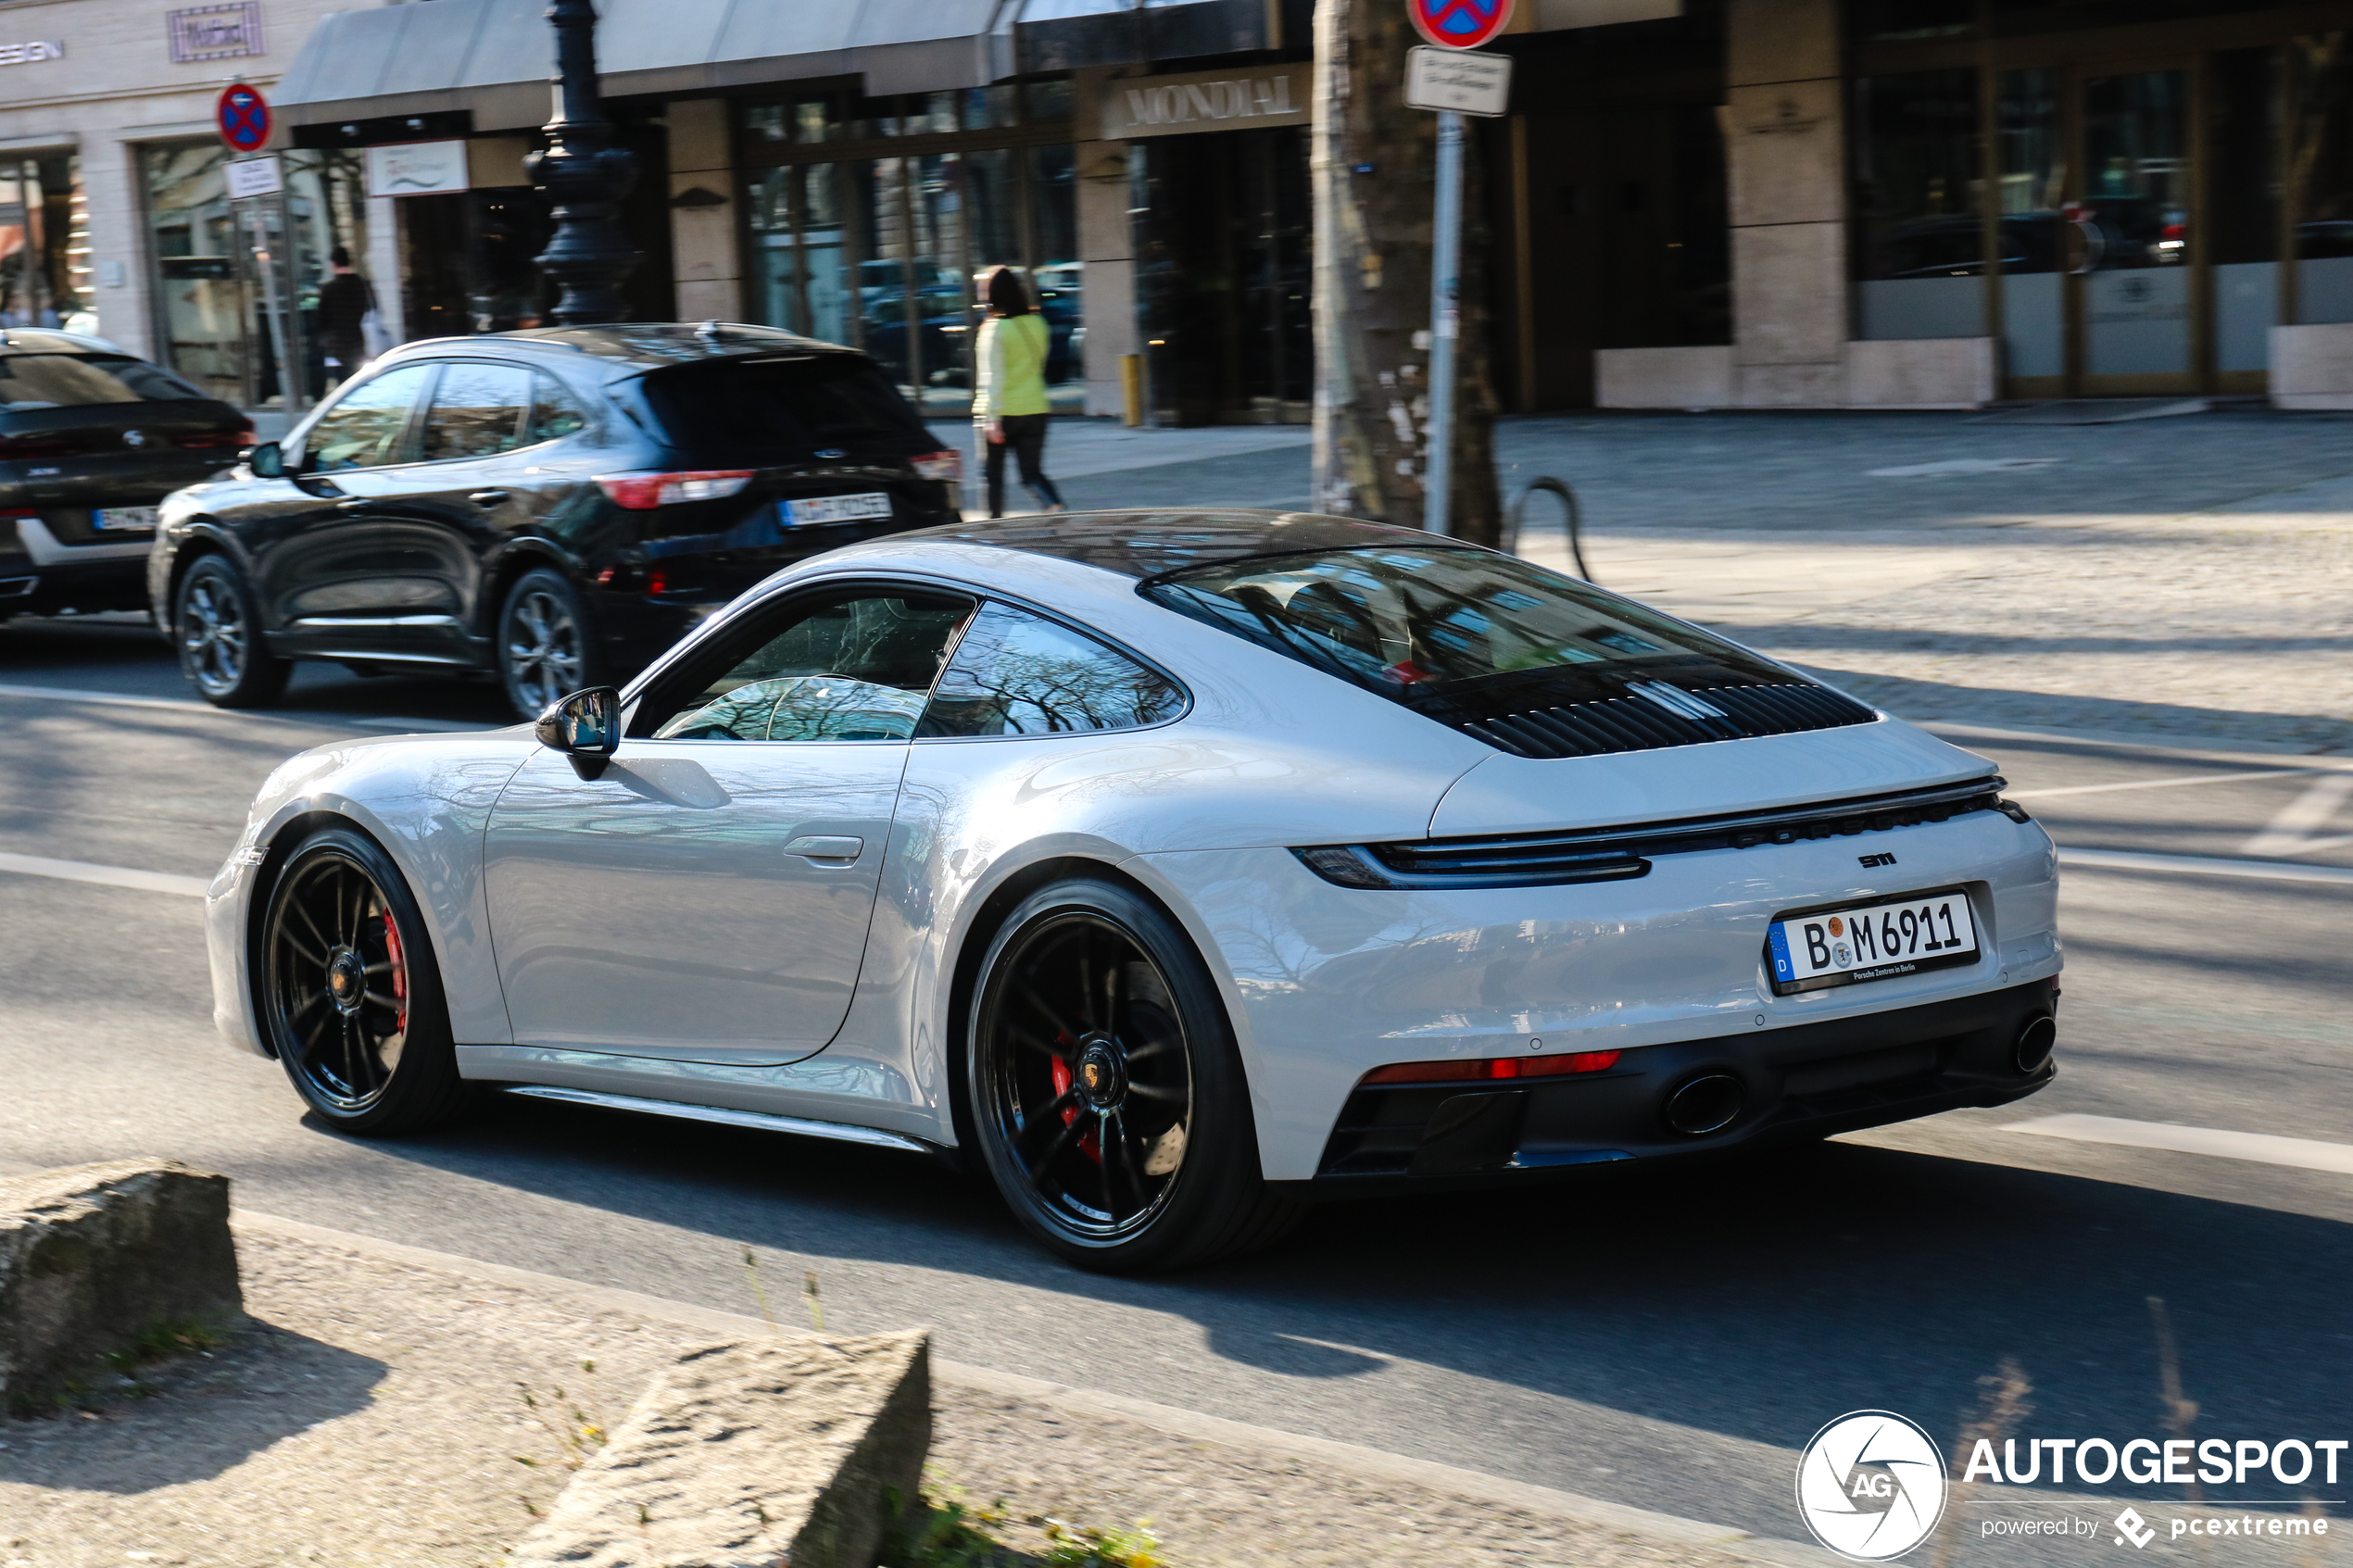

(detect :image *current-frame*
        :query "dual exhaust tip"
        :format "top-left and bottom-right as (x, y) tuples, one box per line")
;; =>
(1661, 1013), (2057, 1137)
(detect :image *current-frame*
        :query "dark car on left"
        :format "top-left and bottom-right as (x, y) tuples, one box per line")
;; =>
(0, 330), (250, 621)
(148, 323), (964, 719)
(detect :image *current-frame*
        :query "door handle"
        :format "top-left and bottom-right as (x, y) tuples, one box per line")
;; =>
(469, 489), (510, 506)
(781, 834), (863, 863)
(335, 498), (370, 512)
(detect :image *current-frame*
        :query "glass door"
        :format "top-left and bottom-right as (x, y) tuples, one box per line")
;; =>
(2073, 67), (2196, 395)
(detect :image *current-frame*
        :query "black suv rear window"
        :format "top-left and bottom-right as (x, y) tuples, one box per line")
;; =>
(0, 354), (208, 410)
(639, 355), (931, 463)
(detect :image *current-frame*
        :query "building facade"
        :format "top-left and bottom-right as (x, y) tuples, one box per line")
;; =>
(237, 0), (2353, 416)
(0, 0), (399, 409)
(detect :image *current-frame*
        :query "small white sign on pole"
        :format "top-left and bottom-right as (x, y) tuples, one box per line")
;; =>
(224, 154), (283, 199)
(1405, 46), (1514, 118)
(365, 139), (470, 198)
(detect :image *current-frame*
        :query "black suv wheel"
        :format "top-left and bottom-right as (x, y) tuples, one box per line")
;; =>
(176, 554), (290, 708)
(497, 568), (598, 721)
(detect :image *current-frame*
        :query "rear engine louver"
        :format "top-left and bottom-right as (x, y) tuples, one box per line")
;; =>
(1461, 682), (1876, 760)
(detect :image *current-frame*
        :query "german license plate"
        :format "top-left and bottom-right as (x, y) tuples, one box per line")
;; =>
(94, 506), (160, 532)
(1767, 889), (1979, 995)
(783, 492), (893, 527)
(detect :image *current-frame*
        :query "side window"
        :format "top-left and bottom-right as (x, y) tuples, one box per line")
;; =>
(529, 373), (592, 444)
(421, 361), (534, 461)
(642, 591), (975, 743)
(300, 363), (434, 472)
(920, 603), (1185, 738)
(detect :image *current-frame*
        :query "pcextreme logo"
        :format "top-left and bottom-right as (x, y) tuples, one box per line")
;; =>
(1796, 1411), (1949, 1561)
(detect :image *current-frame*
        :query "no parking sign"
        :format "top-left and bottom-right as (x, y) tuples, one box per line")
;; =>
(1409, 0), (1514, 49)
(217, 82), (271, 152)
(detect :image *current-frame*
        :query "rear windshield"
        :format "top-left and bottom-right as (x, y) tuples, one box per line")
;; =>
(0, 354), (209, 410)
(639, 354), (932, 462)
(1141, 546), (1786, 694)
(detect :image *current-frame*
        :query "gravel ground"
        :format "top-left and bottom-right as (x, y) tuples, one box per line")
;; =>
(0, 1226), (1774, 1568)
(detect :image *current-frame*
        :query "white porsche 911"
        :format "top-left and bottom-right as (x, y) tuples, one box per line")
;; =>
(208, 511), (2060, 1271)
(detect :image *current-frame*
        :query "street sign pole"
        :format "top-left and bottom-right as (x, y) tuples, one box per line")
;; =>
(1424, 108), (1464, 537)
(1404, 2), (1513, 536)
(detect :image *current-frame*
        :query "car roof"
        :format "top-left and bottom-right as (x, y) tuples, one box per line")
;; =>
(0, 329), (125, 356)
(887, 509), (1473, 581)
(384, 322), (867, 373)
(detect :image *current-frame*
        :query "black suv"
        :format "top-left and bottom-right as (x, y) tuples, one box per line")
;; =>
(0, 330), (250, 621)
(148, 323), (963, 718)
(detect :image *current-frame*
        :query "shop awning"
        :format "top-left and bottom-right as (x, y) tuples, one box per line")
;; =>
(273, 0), (1278, 133)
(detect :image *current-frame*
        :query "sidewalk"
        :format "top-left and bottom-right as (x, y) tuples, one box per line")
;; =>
(0, 1214), (1798, 1568)
(953, 408), (2353, 755)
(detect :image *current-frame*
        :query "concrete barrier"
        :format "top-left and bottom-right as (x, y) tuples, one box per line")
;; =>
(0, 1160), (242, 1411)
(511, 1330), (932, 1568)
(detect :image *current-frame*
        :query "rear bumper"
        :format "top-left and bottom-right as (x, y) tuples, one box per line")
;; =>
(0, 531), (152, 615)
(1301, 977), (2057, 1192)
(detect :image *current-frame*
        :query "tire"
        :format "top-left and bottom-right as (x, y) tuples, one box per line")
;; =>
(497, 568), (598, 721)
(257, 825), (473, 1135)
(966, 877), (1302, 1273)
(175, 554), (290, 708)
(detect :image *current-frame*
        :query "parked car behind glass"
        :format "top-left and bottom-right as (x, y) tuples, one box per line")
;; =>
(148, 323), (963, 719)
(0, 329), (250, 621)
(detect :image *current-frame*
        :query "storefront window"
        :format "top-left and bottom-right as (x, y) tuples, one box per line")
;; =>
(141, 143), (369, 407)
(0, 154), (89, 332)
(1853, 69), (1984, 340)
(1997, 68), (2065, 383)
(2292, 33), (2353, 323)
(2210, 47), (2279, 376)
(738, 87), (1083, 415)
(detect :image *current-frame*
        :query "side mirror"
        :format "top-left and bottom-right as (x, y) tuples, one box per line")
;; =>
(534, 685), (622, 780)
(246, 441), (285, 478)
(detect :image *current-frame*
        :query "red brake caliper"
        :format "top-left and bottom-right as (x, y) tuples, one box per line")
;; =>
(380, 913), (409, 1035)
(1047, 1040), (1101, 1162)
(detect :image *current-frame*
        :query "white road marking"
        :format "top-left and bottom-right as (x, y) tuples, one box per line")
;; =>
(2010, 767), (2328, 800)
(1867, 458), (2061, 477)
(0, 850), (208, 897)
(2004, 1113), (2353, 1177)
(0, 680), (484, 733)
(2057, 846), (2353, 886)
(2241, 773), (2353, 857)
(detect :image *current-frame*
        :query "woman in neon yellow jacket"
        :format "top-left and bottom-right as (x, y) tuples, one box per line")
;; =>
(973, 267), (1066, 518)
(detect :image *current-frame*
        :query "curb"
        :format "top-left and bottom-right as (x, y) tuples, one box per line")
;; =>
(227, 1208), (1839, 1566)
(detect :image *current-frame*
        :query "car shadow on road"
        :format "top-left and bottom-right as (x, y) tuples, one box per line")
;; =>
(347, 1094), (2353, 1527)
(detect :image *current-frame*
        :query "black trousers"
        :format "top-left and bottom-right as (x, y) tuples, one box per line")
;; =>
(984, 413), (1063, 516)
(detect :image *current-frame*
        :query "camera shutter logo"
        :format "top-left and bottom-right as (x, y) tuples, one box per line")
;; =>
(1795, 1411), (1948, 1561)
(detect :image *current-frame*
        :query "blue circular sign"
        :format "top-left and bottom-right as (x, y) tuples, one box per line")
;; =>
(218, 83), (271, 153)
(1410, 0), (1514, 48)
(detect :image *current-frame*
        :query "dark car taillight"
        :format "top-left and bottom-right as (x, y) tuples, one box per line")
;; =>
(595, 470), (754, 509)
(174, 429), (257, 450)
(911, 449), (962, 481)
(0, 433), (96, 459)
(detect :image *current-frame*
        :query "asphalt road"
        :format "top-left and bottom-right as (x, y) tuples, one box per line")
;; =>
(2, 611), (2348, 1564)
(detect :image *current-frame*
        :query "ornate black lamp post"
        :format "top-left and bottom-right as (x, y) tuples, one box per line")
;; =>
(525, 0), (639, 325)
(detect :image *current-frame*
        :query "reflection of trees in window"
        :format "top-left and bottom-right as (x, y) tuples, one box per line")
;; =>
(656, 675), (926, 741)
(922, 605), (1182, 737)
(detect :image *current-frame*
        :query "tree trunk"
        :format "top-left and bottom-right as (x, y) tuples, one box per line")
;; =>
(1311, 0), (1503, 546)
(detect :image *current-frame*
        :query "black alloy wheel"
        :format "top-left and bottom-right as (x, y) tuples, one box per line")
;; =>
(175, 554), (289, 708)
(259, 826), (472, 1134)
(498, 568), (595, 721)
(968, 879), (1301, 1272)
